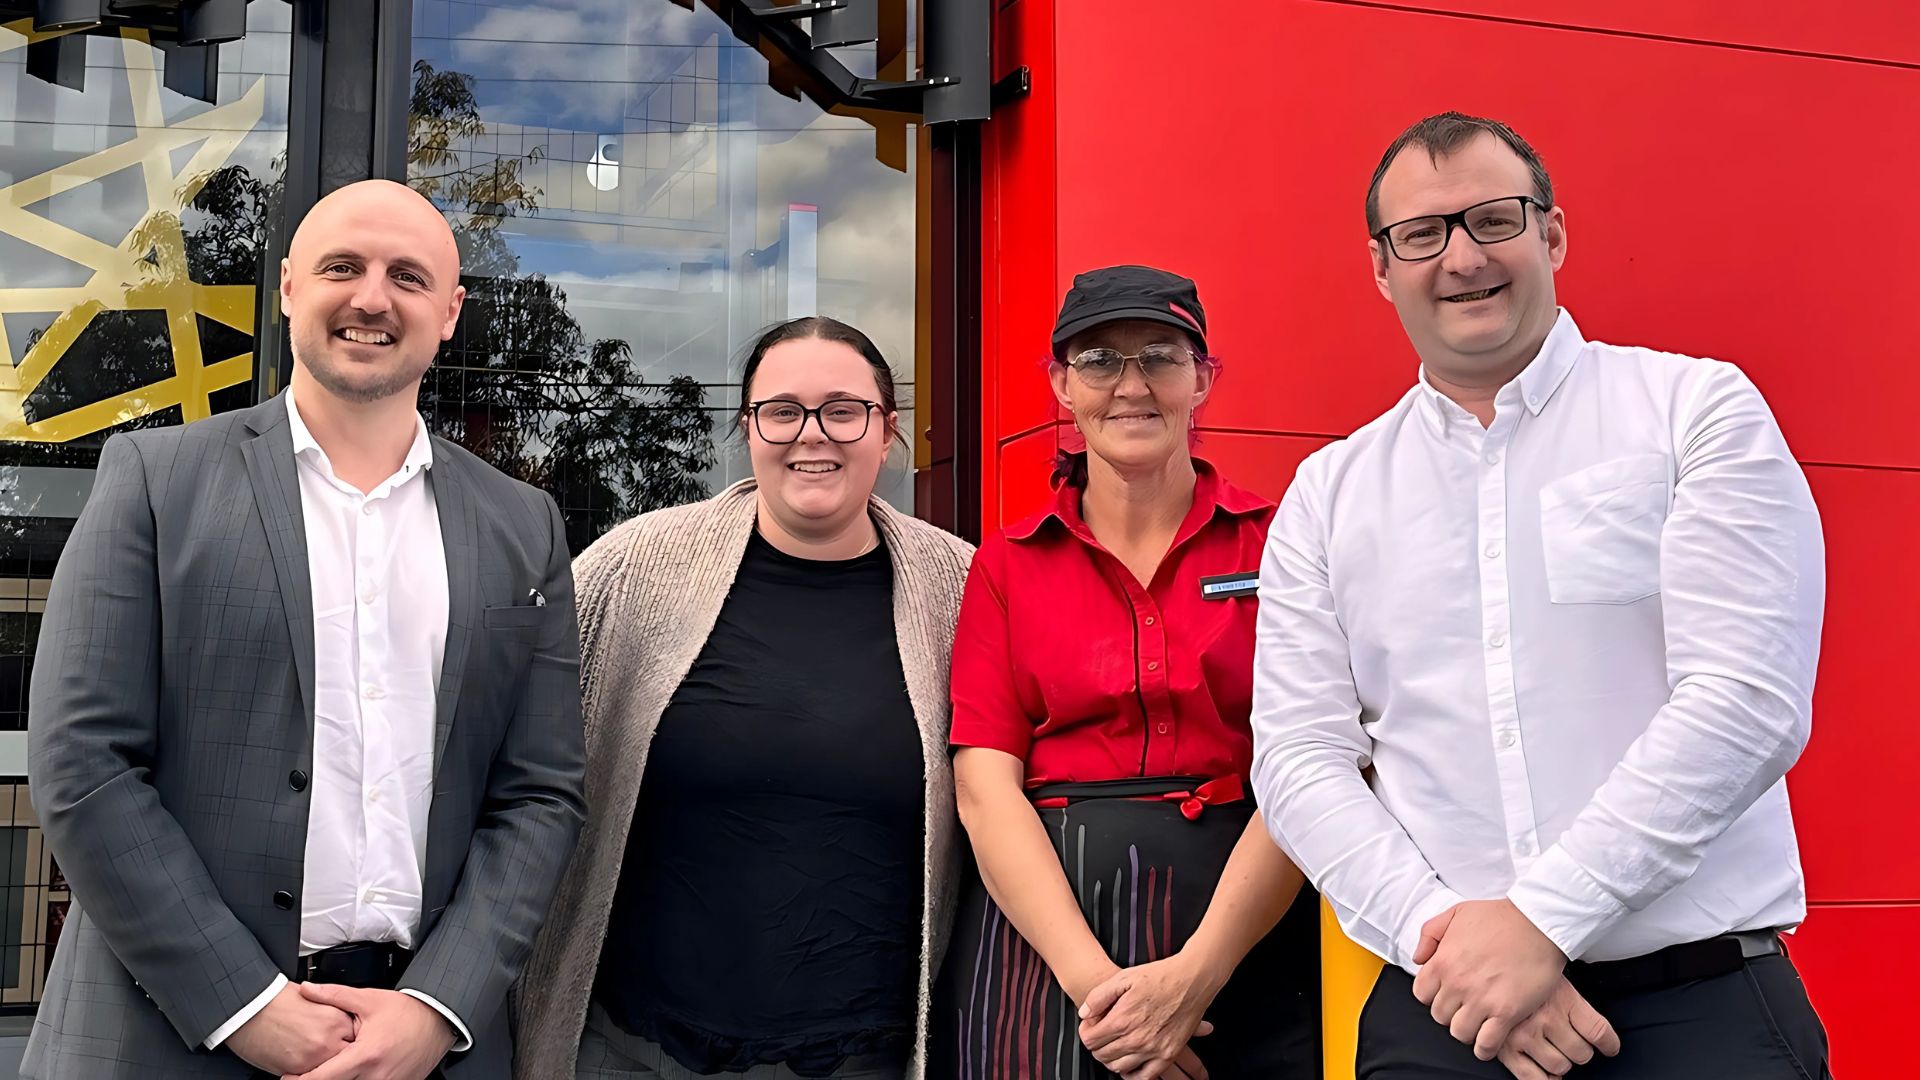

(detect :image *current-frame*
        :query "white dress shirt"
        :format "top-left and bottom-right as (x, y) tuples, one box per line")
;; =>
(207, 390), (471, 1050)
(1250, 309), (1824, 971)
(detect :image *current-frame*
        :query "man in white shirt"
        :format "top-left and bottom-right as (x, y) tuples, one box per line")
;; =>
(26, 179), (586, 1080)
(1249, 112), (1832, 1079)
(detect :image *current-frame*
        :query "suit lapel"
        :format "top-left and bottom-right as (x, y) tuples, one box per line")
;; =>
(429, 443), (478, 780)
(241, 395), (317, 730)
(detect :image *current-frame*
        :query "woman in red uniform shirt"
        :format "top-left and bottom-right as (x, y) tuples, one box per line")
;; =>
(940, 266), (1319, 1079)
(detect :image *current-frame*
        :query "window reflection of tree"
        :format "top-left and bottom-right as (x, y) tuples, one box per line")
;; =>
(409, 60), (717, 554)
(0, 162), (274, 511)
(183, 160), (279, 288)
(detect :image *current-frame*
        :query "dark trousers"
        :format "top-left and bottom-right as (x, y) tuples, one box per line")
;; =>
(1357, 955), (1832, 1079)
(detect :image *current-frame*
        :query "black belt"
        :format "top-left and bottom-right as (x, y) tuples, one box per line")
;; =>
(1030, 775), (1213, 802)
(1029, 775), (1248, 820)
(298, 941), (412, 990)
(1566, 929), (1782, 998)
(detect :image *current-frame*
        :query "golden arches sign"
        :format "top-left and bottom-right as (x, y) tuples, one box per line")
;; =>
(0, 20), (265, 442)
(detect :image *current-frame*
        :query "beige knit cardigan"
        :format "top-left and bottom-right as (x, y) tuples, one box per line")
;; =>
(510, 480), (975, 1079)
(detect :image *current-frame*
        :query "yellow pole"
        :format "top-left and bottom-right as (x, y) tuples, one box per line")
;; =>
(1321, 897), (1385, 1080)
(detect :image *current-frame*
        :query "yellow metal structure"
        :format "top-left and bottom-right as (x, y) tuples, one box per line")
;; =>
(0, 22), (264, 442)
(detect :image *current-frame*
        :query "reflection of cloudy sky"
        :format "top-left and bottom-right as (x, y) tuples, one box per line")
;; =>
(419, 0), (698, 135)
(422, 0), (919, 391)
(412, 0), (920, 507)
(510, 123), (917, 383)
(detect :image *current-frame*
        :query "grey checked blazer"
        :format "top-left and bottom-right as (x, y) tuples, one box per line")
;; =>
(22, 393), (587, 1079)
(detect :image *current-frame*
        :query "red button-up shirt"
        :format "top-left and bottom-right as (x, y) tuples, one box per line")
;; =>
(950, 460), (1277, 788)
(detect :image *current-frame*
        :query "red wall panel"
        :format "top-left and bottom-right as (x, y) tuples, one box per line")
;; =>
(1791, 465), (1920, 902)
(995, 425), (1063, 527)
(1788, 904), (1915, 1078)
(981, 0), (1061, 521)
(1340, 0), (1920, 66)
(1192, 431), (1338, 504)
(1045, 0), (1920, 466)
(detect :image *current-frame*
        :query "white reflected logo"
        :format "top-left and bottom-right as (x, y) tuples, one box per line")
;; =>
(586, 135), (620, 192)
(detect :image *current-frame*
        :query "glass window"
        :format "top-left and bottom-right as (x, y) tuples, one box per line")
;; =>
(0, 782), (57, 1007)
(0, 11), (293, 748)
(1, 823), (28, 990)
(409, 0), (922, 552)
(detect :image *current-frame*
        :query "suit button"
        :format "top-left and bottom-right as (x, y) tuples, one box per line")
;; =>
(289, 770), (308, 792)
(273, 890), (295, 910)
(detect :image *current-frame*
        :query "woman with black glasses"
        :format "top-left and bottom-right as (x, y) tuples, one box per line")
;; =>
(513, 317), (975, 1080)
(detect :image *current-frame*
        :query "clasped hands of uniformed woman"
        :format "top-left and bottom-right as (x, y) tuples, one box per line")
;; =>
(1076, 949), (1228, 1080)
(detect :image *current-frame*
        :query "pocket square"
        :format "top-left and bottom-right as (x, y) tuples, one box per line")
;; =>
(528, 588), (546, 607)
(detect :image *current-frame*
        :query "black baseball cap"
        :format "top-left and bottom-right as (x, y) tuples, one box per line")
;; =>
(1050, 264), (1208, 357)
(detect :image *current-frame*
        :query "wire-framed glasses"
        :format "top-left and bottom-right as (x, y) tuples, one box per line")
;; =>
(1375, 195), (1542, 262)
(1064, 343), (1198, 388)
(747, 399), (881, 444)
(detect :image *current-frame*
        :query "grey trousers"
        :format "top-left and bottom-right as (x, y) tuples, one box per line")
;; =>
(576, 1002), (907, 1080)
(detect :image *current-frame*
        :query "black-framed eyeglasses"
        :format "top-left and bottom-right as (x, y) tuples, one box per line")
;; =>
(1063, 343), (1198, 388)
(747, 399), (881, 444)
(1374, 195), (1544, 262)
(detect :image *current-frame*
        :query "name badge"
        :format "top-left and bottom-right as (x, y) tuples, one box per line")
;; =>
(1199, 571), (1258, 600)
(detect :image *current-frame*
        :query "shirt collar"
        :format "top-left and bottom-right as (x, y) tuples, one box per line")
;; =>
(285, 387), (435, 482)
(1417, 307), (1584, 435)
(1006, 457), (1270, 543)
(1517, 308), (1583, 416)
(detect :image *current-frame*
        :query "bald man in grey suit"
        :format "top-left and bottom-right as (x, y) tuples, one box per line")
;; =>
(24, 180), (586, 1080)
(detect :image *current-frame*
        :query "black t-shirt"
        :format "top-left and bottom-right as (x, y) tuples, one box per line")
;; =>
(594, 530), (923, 1076)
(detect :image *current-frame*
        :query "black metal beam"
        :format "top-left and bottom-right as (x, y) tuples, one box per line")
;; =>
(30, 0), (108, 32)
(809, 0), (873, 49)
(6, 0), (274, 94)
(255, 0), (325, 400)
(923, 0), (988, 123)
(155, 37), (218, 99)
(24, 32), (88, 90)
(747, 0), (844, 20)
(4, 0), (261, 37)
(709, 0), (987, 120)
(178, 0), (246, 44)
(990, 65), (1030, 110)
(923, 119), (984, 540)
(369, 0), (410, 181)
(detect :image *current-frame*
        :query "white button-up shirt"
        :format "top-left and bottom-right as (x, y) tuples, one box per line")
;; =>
(290, 389), (447, 955)
(207, 390), (468, 1050)
(1250, 309), (1824, 970)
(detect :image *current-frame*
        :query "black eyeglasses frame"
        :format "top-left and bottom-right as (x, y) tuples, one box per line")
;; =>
(745, 399), (883, 444)
(1373, 195), (1546, 263)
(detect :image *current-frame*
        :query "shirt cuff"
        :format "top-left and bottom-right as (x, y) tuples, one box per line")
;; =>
(205, 973), (287, 1049)
(1508, 844), (1632, 962)
(399, 989), (473, 1053)
(948, 721), (1033, 763)
(1396, 885), (1470, 973)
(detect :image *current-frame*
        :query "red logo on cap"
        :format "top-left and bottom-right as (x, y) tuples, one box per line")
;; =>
(1168, 302), (1200, 329)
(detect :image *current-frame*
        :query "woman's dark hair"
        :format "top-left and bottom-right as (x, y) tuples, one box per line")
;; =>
(1052, 449), (1092, 489)
(737, 316), (904, 449)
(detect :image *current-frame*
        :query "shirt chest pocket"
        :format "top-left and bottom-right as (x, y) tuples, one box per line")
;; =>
(1538, 452), (1670, 605)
